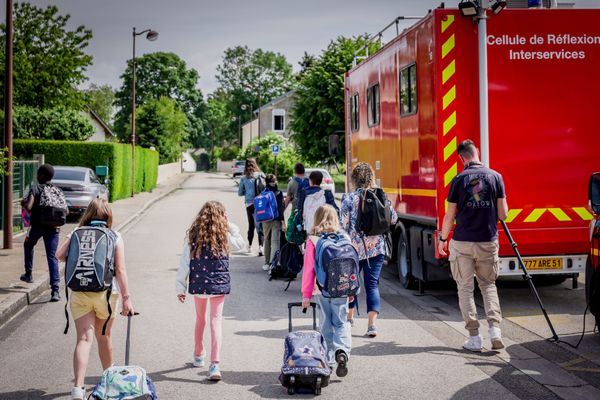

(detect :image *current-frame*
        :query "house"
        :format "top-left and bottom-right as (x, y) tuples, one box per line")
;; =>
(84, 106), (115, 142)
(241, 90), (294, 148)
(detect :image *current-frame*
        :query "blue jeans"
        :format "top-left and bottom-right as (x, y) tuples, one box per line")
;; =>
(349, 254), (385, 314)
(316, 295), (351, 366)
(24, 225), (60, 292)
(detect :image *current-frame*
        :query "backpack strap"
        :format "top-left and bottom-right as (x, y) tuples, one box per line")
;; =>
(63, 287), (70, 334)
(101, 288), (113, 336)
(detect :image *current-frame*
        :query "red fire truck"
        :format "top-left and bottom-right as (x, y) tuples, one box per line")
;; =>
(344, 7), (600, 289)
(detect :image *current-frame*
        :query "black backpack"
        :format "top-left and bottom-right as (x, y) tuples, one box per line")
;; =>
(254, 174), (266, 196)
(269, 243), (304, 290)
(38, 184), (68, 226)
(356, 188), (391, 236)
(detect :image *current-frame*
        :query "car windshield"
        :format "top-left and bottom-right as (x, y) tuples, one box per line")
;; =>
(53, 169), (86, 182)
(236, 162), (245, 167)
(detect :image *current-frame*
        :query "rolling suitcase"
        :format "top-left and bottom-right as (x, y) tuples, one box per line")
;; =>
(89, 314), (157, 399)
(280, 302), (330, 395)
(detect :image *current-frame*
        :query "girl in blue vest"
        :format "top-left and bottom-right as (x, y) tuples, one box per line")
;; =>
(176, 201), (245, 381)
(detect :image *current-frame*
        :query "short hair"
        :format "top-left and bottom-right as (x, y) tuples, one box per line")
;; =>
(457, 139), (478, 159)
(351, 162), (376, 189)
(309, 170), (323, 186)
(294, 163), (305, 175)
(37, 164), (54, 183)
(265, 174), (277, 185)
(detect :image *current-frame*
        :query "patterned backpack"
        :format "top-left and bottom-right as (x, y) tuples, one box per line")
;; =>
(314, 233), (360, 298)
(38, 184), (68, 226)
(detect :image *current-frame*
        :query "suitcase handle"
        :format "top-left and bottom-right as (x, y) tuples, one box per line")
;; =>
(288, 302), (317, 332)
(125, 312), (140, 365)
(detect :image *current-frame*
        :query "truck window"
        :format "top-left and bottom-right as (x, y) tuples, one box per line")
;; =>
(367, 83), (380, 127)
(351, 93), (359, 132)
(400, 63), (418, 116)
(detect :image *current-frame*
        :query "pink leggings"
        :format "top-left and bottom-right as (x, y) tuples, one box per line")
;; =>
(194, 295), (225, 363)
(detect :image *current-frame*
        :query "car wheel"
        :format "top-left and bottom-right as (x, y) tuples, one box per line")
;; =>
(397, 229), (416, 289)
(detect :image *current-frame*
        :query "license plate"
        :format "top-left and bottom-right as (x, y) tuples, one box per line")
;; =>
(523, 258), (563, 270)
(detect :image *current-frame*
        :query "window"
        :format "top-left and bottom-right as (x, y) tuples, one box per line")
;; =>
(400, 63), (418, 116)
(272, 109), (285, 131)
(367, 83), (380, 127)
(53, 169), (86, 182)
(350, 93), (359, 132)
(89, 171), (100, 184)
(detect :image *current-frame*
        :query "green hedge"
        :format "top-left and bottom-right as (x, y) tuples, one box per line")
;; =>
(14, 140), (158, 202)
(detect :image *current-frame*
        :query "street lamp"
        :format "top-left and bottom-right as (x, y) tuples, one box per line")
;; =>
(241, 103), (253, 144)
(131, 27), (158, 197)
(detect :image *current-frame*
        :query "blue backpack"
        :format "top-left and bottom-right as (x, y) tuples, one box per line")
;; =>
(314, 233), (360, 298)
(294, 176), (310, 192)
(254, 190), (278, 222)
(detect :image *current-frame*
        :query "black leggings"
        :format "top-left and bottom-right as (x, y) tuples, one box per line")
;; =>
(246, 204), (264, 247)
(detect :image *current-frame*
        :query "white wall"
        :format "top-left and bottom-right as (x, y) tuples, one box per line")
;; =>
(216, 159), (235, 173)
(242, 119), (259, 148)
(181, 152), (197, 172)
(157, 161), (182, 185)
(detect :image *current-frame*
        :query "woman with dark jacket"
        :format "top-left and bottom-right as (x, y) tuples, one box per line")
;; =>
(238, 158), (265, 256)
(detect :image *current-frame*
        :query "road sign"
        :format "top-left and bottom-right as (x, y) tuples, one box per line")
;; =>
(254, 146), (261, 152)
(271, 144), (280, 156)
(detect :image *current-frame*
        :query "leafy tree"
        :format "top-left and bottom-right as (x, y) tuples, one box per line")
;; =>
(297, 51), (317, 81)
(135, 97), (188, 164)
(114, 52), (205, 143)
(204, 91), (236, 149)
(0, 3), (92, 109)
(84, 84), (115, 126)
(1, 107), (94, 141)
(238, 133), (299, 179)
(290, 36), (379, 163)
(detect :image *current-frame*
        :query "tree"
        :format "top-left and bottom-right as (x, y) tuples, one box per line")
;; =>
(290, 36), (379, 163)
(0, 3), (92, 109)
(135, 97), (188, 164)
(114, 52), (205, 142)
(297, 51), (317, 82)
(204, 92), (235, 150)
(84, 84), (115, 126)
(1, 107), (94, 141)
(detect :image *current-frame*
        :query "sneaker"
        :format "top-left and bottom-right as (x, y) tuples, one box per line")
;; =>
(193, 353), (205, 367)
(208, 363), (222, 381)
(348, 318), (354, 327)
(463, 335), (483, 352)
(20, 273), (33, 283)
(71, 386), (85, 400)
(489, 327), (505, 350)
(262, 264), (270, 271)
(365, 325), (377, 337)
(50, 290), (61, 302)
(258, 245), (264, 257)
(335, 350), (349, 377)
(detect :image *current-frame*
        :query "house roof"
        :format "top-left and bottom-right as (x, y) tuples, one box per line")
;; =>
(86, 105), (115, 138)
(254, 89), (295, 114)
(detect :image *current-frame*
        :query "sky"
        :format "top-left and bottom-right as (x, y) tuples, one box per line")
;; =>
(4, 0), (600, 95)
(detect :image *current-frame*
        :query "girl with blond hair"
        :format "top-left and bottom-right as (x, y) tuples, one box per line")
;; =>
(176, 201), (245, 381)
(56, 198), (134, 400)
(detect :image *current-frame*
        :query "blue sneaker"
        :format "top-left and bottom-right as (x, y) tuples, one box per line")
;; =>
(208, 363), (222, 381)
(193, 353), (205, 367)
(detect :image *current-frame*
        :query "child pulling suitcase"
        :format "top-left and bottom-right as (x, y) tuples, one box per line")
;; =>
(280, 302), (331, 395)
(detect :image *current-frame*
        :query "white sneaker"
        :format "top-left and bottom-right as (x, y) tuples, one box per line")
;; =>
(71, 387), (85, 400)
(262, 264), (271, 271)
(258, 245), (264, 256)
(463, 335), (483, 352)
(193, 353), (206, 367)
(489, 327), (505, 350)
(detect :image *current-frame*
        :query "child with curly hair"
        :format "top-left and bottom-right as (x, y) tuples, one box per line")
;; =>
(176, 201), (245, 381)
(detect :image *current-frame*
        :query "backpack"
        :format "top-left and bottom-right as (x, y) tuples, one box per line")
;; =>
(294, 176), (310, 192)
(254, 190), (279, 222)
(90, 365), (157, 400)
(286, 209), (307, 244)
(254, 174), (266, 196)
(64, 222), (117, 334)
(314, 233), (360, 298)
(356, 188), (392, 236)
(38, 184), (68, 226)
(303, 190), (326, 234)
(269, 243), (304, 290)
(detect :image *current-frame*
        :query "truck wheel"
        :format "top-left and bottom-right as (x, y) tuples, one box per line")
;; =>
(397, 229), (415, 289)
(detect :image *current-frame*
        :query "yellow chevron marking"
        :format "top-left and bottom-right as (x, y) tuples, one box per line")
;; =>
(442, 34), (455, 59)
(573, 207), (594, 221)
(442, 60), (456, 84)
(443, 111), (456, 136)
(524, 208), (546, 223)
(443, 86), (456, 110)
(444, 163), (458, 187)
(441, 15), (455, 33)
(505, 209), (523, 223)
(548, 208), (572, 221)
(444, 137), (457, 161)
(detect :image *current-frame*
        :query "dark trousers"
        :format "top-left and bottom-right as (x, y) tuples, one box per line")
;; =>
(24, 225), (60, 292)
(245, 204), (264, 247)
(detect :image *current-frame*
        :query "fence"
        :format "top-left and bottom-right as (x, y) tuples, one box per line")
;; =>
(0, 160), (40, 233)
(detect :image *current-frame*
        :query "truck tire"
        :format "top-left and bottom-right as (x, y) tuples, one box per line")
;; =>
(397, 228), (415, 289)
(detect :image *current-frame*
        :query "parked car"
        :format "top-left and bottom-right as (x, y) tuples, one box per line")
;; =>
(52, 166), (109, 214)
(232, 160), (245, 177)
(305, 168), (335, 194)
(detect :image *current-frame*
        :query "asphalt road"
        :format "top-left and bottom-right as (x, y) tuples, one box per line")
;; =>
(0, 172), (598, 399)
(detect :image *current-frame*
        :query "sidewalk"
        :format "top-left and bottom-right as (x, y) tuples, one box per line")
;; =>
(0, 172), (192, 327)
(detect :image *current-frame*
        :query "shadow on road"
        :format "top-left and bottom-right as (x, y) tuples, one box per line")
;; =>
(0, 389), (69, 400)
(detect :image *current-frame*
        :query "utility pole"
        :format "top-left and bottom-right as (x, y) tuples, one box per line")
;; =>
(3, 0), (14, 249)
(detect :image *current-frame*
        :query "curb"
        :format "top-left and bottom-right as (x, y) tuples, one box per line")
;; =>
(0, 174), (191, 328)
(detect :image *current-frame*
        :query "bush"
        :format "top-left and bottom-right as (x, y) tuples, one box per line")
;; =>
(14, 140), (158, 201)
(238, 133), (301, 180)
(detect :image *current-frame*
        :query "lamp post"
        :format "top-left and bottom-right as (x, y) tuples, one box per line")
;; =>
(2, 0), (13, 249)
(131, 27), (158, 197)
(241, 103), (253, 144)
